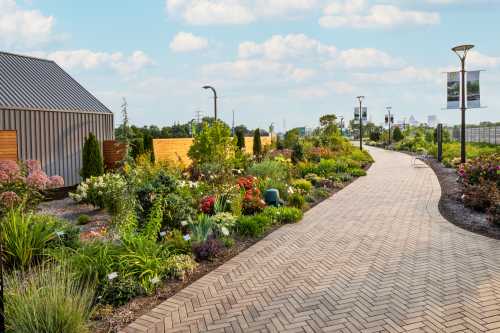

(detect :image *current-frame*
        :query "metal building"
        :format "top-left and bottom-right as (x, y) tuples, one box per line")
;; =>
(0, 51), (114, 186)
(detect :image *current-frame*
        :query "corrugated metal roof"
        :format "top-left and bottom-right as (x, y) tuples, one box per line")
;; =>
(0, 51), (112, 114)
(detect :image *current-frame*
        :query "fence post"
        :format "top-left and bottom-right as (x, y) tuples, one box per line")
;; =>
(437, 124), (443, 162)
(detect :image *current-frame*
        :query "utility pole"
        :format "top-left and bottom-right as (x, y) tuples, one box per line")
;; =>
(356, 96), (365, 150)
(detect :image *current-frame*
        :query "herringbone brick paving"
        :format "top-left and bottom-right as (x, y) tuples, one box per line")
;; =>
(121, 147), (500, 333)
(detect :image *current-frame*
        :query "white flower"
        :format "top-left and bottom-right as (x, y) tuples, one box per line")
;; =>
(221, 227), (230, 236)
(159, 231), (167, 237)
(107, 272), (118, 280)
(181, 221), (188, 227)
(183, 234), (191, 241)
(55, 231), (65, 237)
(150, 276), (160, 284)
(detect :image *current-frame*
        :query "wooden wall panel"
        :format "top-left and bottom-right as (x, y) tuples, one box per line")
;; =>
(103, 140), (127, 170)
(153, 136), (272, 164)
(0, 130), (18, 161)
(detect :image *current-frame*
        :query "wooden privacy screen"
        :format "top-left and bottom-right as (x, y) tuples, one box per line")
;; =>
(103, 140), (127, 170)
(153, 136), (272, 165)
(0, 130), (18, 161)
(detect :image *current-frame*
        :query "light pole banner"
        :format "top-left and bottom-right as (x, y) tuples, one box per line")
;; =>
(447, 72), (460, 109)
(354, 107), (367, 121)
(467, 70), (480, 108)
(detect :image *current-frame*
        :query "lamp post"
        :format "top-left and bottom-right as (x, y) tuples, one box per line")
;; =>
(385, 106), (393, 145)
(452, 44), (474, 163)
(202, 85), (218, 122)
(356, 96), (365, 150)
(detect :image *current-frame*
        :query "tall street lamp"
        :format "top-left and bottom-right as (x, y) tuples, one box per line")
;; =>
(356, 96), (365, 150)
(203, 85), (218, 122)
(452, 44), (474, 163)
(385, 106), (394, 145)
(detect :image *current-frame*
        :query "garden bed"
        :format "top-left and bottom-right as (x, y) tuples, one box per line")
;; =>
(425, 158), (500, 239)
(89, 166), (368, 332)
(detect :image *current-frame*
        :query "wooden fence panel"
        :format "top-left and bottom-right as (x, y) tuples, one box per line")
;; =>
(103, 140), (127, 170)
(0, 130), (18, 161)
(153, 137), (272, 164)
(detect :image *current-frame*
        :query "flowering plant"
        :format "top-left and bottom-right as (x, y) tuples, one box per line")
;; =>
(0, 160), (64, 211)
(199, 195), (215, 214)
(70, 173), (126, 215)
(242, 188), (266, 215)
(237, 176), (257, 191)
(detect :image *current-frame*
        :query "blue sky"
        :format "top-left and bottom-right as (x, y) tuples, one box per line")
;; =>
(1, 0), (500, 131)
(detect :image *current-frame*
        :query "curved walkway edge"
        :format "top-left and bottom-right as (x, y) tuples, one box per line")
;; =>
(121, 147), (500, 333)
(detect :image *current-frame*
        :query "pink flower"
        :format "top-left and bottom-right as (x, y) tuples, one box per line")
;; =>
(0, 160), (20, 180)
(47, 175), (64, 189)
(0, 170), (9, 183)
(25, 160), (41, 173)
(0, 191), (21, 208)
(26, 170), (49, 190)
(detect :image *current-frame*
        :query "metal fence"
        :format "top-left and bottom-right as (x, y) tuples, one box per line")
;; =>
(449, 126), (500, 145)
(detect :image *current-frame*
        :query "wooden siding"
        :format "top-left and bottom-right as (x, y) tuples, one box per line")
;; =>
(103, 140), (127, 170)
(153, 136), (272, 165)
(0, 130), (18, 160)
(0, 108), (114, 185)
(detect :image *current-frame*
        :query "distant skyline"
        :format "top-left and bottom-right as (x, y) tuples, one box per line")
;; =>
(1, 0), (500, 130)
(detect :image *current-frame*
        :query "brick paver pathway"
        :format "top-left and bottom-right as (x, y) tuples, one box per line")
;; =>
(122, 147), (500, 333)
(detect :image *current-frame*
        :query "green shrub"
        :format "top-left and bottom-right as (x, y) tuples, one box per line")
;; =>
(392, 127), (404, 142)
(291, 142), (305, 164)
(1, 209), (58, 269)
(99, 276), (141, 307)
(164, 229), (192, 254)
(348, 167), (367, 177)
(235, 214), (271, 237)
(248, 159), (289, 182)
(77, 214), (91, 225)
(311, 187), (331, 200)
(291, 179), (312, 194)
(5, 265), (95, 333)
(287, 192), (306, 209)
(262, 206), (303, 224)
(80, 132), (104, 180)
(253, 129), (262, 157)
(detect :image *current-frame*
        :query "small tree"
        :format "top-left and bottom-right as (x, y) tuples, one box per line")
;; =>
(369, 130), (381, 142)
(253, 129), (262, 157)
(81, 132), (104, 180)
(236, 129), (245, 151)
(392, 127), (404, 142)
(188, 121), (235, 165)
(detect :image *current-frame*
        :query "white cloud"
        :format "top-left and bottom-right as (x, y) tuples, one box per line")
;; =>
(239, 34), (336, 60)
(468, 51), (500, 68)
(323, 0), (366, 15)
(0, 0), (55, 47)
(202, 59), (315, 82)
(170, 32), (208, 52)
(319, 4), (440, 28)
(325, 48), (404, 69)
(34, 49), (153, 75)
(165, 0), (319, 25)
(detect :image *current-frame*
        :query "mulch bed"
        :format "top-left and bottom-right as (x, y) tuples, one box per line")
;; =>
(411, 155), (500, 239)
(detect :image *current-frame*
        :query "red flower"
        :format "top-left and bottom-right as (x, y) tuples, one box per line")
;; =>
(199, 195), (215, 214)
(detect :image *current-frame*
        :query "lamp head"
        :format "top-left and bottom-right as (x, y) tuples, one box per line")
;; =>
(203, 85), (211, 90)
(452, 44), (474, 59)
(356, 95), (365, 101)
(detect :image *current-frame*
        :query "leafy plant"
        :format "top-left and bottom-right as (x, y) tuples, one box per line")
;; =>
(235, 214), (272, 237)
(287, 192), (306, 209)
(235, 128), (245, 150)
(5, 265), (95, 333)
(1, 209), (58, 269)
(189, 214), (215, 243)
(291, 142), (305, 164)
(192, 239), (223, 261)
(262, 206), (303, 224)
(188, 121), (235, 166)
(80, 132), (104, 180)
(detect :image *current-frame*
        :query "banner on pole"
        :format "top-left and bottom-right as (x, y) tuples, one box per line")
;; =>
(447, 72), (460, 109)
(467, 70), (480, 108)
(354, 107), (367, 122)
